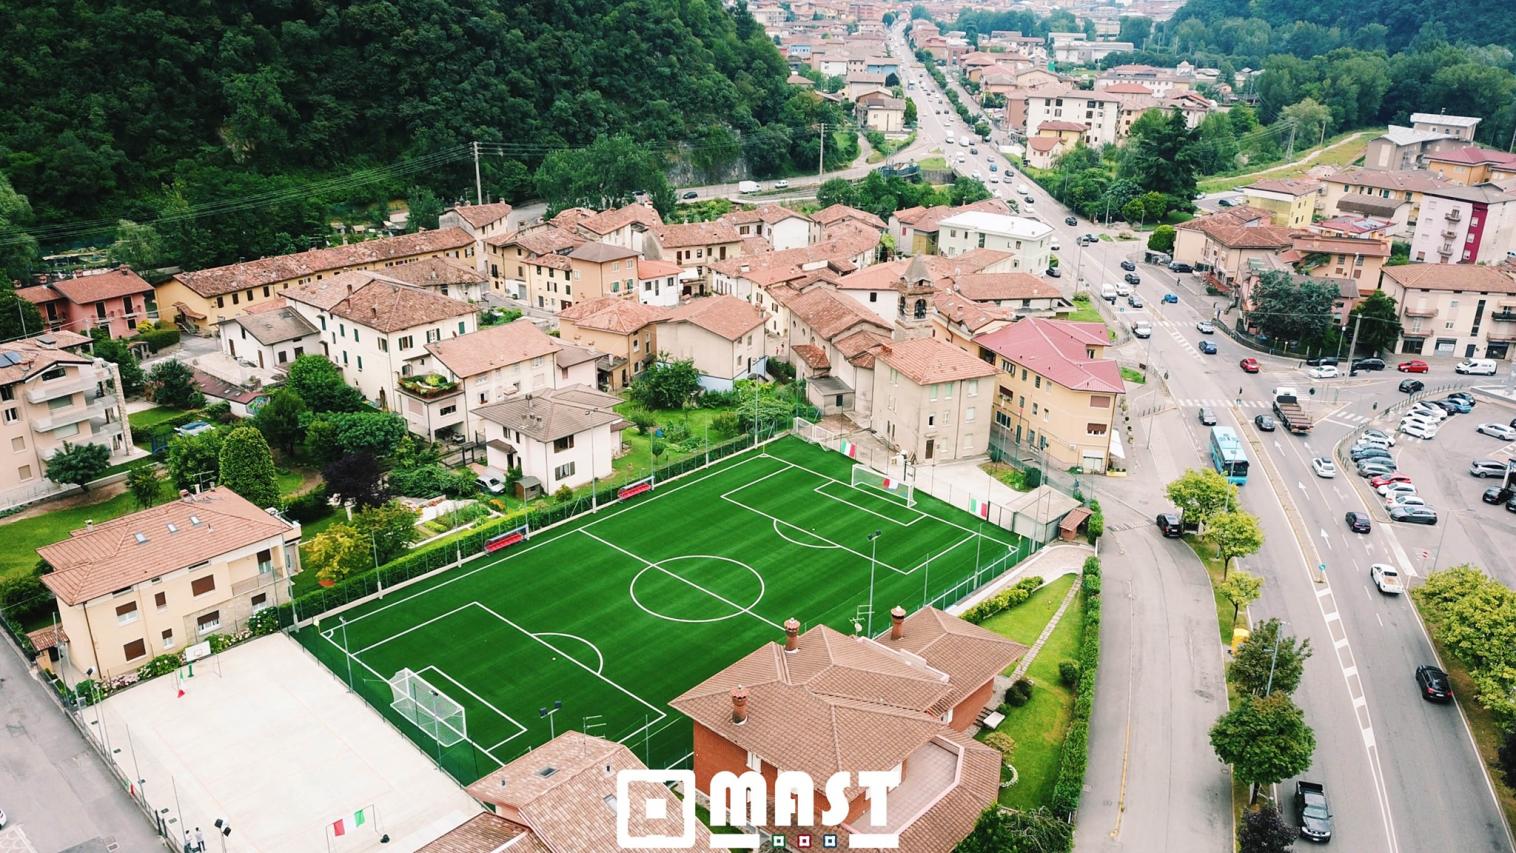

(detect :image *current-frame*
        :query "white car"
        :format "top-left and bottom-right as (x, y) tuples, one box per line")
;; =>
(1016, 183), (1030, 194)
(1385, 494), (1428, 510)
(1311, 457), (1337, 478)
(1400, 421), (1439, 439)
(1477, 423), (1516, 441)
(1407, 404), (1448, 421)
(1400, 413), (1441, 429)
(774, 180), (789, 189)
(1356, 434), (1393, 449)
(1362, 429), (1396, 446)
(1378, 482), (1417, 498)
(1370, 563), (1405, 595)
(1116, 283), (1133, 297)
(1050, 240), (1060, 250)
(1308, 365), (1339, 379)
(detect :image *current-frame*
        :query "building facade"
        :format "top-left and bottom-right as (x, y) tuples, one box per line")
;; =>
(1379, 265), (1516, 360)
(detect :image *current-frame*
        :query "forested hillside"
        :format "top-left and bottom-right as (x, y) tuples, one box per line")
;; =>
(0, 0), (816, 270)
(1171, 0), (1516, 55)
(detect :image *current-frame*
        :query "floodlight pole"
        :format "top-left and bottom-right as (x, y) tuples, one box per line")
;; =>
(540, 699), (563, 740)
(866, 530), (882, 636)
(340, 617), (354, 691)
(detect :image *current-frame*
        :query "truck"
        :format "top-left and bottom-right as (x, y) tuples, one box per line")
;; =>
(1294, 781), (1333, 842)
(1272, 387), (1313, 434)
(738, 180), (759, 194)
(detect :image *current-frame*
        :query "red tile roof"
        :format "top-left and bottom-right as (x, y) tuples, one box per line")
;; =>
(174, 229), (473, 297)
(426, 319), (561, 378)
(975, 317), (1125, 394)
(46, 267), (155, 305)
(948, 272), (1061, 302)
(1424, 146), (1516, 168)
(651, 221), (742, 250)
(1383, 264), (1516, 294)
(875, 336), (997, 385)
(447, 201), (514, 228)
(636, 258), (684, 280)
(282, 270), (475, 333)
(1244, 178), (1322, 196)
(792, 343), (831, 371)
(1037, 120), (1087, 133)
(787, 288), (890, 340)
(812, 203), (888, 230)
(659, 295), (764, 340)
(575, 203), (664, 236)
(559, 295), (667, 335)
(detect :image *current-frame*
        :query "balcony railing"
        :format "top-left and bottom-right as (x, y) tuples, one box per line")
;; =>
(395, 372), (461, 400)
(1404, 305), (1438, 318)
(1442, 229), (1458, 239)
(1438, 243), (1454, 255)
(1491, 310), (1516, 323)
(25, 368), (107, 404)
(1446, 208), (1462, 221)
(30, 396), (112, 433)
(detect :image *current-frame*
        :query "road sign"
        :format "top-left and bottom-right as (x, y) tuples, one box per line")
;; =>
(1318, 562), (1327, 574)
(185, 640), (212, 662)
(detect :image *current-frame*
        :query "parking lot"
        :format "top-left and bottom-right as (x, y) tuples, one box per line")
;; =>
(1344, 391), (1516, 582)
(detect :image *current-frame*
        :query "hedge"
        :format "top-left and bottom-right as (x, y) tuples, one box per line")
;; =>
(1050, 554), (1102, 819)
(136, 327), (181, 352)
(962, 575), (1043, 624)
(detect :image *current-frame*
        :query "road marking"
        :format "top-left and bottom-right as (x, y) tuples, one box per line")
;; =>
(1377, 613), (1384, 628)
(1316, 586), (1334, 598)
(1320, 528), (1333, 550)
(1298, 481), (1308, 496)
(1335, 638), (1351, 649)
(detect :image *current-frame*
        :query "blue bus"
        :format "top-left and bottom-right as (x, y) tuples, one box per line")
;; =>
(1209, 426), (1249, 485)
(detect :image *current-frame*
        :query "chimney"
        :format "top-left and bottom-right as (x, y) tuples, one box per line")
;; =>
(890, 606), (907, 640)
(179, 489), (190, 500)
(783, 617), (800, 652)
(85, 519), (94, 532)
(731, 686), (749, 725)
(346, 282), (354, 295)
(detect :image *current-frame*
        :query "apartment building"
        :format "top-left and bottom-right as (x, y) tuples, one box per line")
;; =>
(382, 256), (489, 302)
(1423, 146), (1516, 188)
(1320, 168), (1451, 234)
(438, 201), (514, 273)
(485, 224), (585, 308)
(1172, 207), (1292, 289)
(1379, 264), (1516, 360)
(157, 229), (475, 333)
(937, 212), (1055, 272)
(1240, 178), (1321, 228)
(1410, 112), (1481, 142)
(871, 337), (997, 463)
(566, 242), (644, 304)
(566, 203), (665, 253)
(1095, 64), (1192, 98)
(1409, 185), (1516, 265)
(19, 268), (157, 339)
(1024, 87), (1122, 147)
(635, 258), (685, 307)
(37, 487), (300, 680)
(890, 199), (1012, 256)
(975, 318), (1126, 473)
(654, 296), (767, 391)
(0, 331), (134, 510)
(645, 221), (744, 282)
(1363, 125), (1460, 172)
(719, 205), (816, 252)
(557, 297), (665, 391)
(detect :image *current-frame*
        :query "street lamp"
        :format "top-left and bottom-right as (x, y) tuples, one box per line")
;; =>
(1263, 620), (1290, 695)
(540, 700), (563, 740)
(866, 530), (883, 636)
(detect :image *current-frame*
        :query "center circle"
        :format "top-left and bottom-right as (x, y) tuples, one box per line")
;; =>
(628, 555), (766, 623)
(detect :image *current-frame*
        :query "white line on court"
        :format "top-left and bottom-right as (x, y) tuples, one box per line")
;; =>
(579, 530), (785, 631)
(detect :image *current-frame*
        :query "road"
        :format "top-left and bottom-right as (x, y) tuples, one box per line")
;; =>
(0, 640), (163, 852)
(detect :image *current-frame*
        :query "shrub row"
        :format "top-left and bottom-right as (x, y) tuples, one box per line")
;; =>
(962, 575), (1043, 624)
(136, 327), (181, 352)
(1050, 554), (1102, 820)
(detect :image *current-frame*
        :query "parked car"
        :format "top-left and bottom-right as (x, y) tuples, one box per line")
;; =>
(1198, 407), (1218, 425)
(1155, 512), (1183, 537)
(1239, 357), (1260, 373)
(1168, 261), (1194, 273)
(1351, 357), (1386, 372)
(1456, 358), (1498, 375)
(681, 190), (699, 200)
(1254, 415), (1277, 432)
(1398, 379), (1425, 394)
(1356, 434), (1393, 449)
(1305, 356), (1338, 367)
(1196, 320), (1215, 334)
(1377, 482), (1417, 499)
(1416, 664), (1453, 702)
(1198, 340), (1218, 355)
(1357, 460), (1397, 478)
(1400, 421), (1439, 440)
(1162, 293), (1179, 304)
(1390, 505), (1438, 524)
(1065, 215), (1078, 226)
(1311, 457), (1336, 478)
(475, 471), (507, 495)
(1120, 259), (1137, 271)
(1362, 429), (1396, 446)
(1370, 563), (1405, 595)
(1406, 404), (1448, 422)
(1345, 511), (1372, 533)
(1386, 494), (1428, 511)
(1478, 423), (1516, 441)
(1423, 399), (1460, 415)
(1217, 197), (1235, 207)
(1369, 473), (1412, 489)
(1448, 391), (1475, 406)
(1484, 486), (1514, 505)
(1294, 781), (1333, 843)
(1508, 495), (1516, 514)
(1351, 446), (1392, 462)
(1398, 359), (1429, 373)
(1437, 397), (1473, 413)
(1308, 365), (1339, 379)
(1470, 459), (1509, 477)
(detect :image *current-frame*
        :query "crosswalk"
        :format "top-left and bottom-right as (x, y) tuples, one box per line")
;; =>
(1176, 398), (1272, 409)
(1323, 413), (1373, 427)
(1164, 327), (1206, 363)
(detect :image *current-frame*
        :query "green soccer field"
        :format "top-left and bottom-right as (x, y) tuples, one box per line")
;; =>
(295, 436), (1033, 783)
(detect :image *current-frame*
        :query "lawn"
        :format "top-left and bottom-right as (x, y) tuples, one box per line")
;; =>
(0, 479), (172, 582)
(981, 462), (1034, 492)
(128, 406), (188, 448)
(974, 575), (1083, 810)
(294, 437), (1034, 784)
(1120, 366), (1146, 385)
(612, 405), (741, 481)
(1197, 130), (1370, 194)
(1185, 535), (1244, 644)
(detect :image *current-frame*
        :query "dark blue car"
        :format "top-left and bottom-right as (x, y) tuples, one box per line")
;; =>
(1199, 340), (1217, 354)
(1162, 293), (1179, 304)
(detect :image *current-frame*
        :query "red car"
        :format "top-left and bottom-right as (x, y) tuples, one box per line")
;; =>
(1370, 473), (1413, 489)
(1239, 357), (1260, 373)
(1398, 359), (1429, 373)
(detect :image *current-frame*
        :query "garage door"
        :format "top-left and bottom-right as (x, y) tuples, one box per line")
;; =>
(1435, 338), (1458, 356)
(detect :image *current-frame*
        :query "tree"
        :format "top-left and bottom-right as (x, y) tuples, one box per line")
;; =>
(147, 359), (204, 409)
(1118, 16), (1153, 48)
(1207, 510), (1264, 578)
(107, 220), (165, 271)
(535, 134), (674, 217)
(1238, 802), (1299, 853)
(1279, 98), (1333, 147)
(0, 173), (41, 286)
(1148, 224), (1177, 254)
(1230, 618), (1313, 697)
(628, 359), (702, 410)
(903, 99), (917, 127)
(353, 501), (420, 564)
(1414, 565), (1516, 726)
(0, 284), (45, 341)
(286, 355), (364, 412)
(309, 411), (408, 459)
(307, 523), (369, 584)
(166, 429), (223, 491)
(1346, 291), (1402, 357)
(956, 807), (1073, 853)
(949, 178), (991, 206)
(1165, 469), (1237, 530)
(254, 388), (307, 455)
(217, 426), (279, 507)
(405, 186), (443, 232)
(89, 332), (145, 397)
(1210, 691), (1316, 802)
(1250, 271), (1337, 346)
(323, 451), (388, 509)
(1218, 570), (1264, 624)
(126, 465), (162, 509)
(45, 441), (110, 490)
(1119, 110), (1201, 202)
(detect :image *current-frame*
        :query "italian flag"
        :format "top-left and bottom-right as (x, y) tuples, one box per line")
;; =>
(839, 439), (857, 458)
(881, 477), (898, 490)
(332, 807), (369, 837)
(969, 497), (991, 519)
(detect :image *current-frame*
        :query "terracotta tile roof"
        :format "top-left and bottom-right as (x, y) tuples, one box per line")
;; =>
(1337, 194), (1406, 216)
(548, 207), (598, 230)
(16, 285), (61, 305)
(891, 728), (1002, 853)
(283, 270), (475, 333)
(568, 241), (640, 263)
(1424, 146), (1516, 168)
(26, 625), (66, 653)
(223, 305), (317, 346)
(381, 257), (487, 288)
(1175, 207), (1292, 249)
(787, 288), (890, 340)
(1101, 82), (1154, 94)
(1027, 137), (1062, 153)
(933, 291), (1015, 332)
(1290, 235), (1391, 258)
(876, 607), (1028, 702)
(1383, 264), (1516, 295)
(897, 199), (1012, 235)
(813, 204), (887, 230)
(1244, 178), (1321, 196)
(651, 221), (742, 250)
(419, 813), (545, 853)
(174, 229), (473, 297)
(835, 329), (892, 367)
(491, 224), (586, 255)
(475, 393), (620, 442)
(947, 272), (1061, 303)
(465, 731), (712, 852)
(637, 258), (684, 280)
(1174, 205), (1273, 232)
(1322, 168), (1449, 193)
(426, 319), (561, 378)
(792, 343), (831, 371)
(0, 332), (95, 386)
(975, 317), (1125, 394)
(191, 368), (263, 406)
(874, 337), (997, 385)
(559, 296), (667, 335)
(576, 203), (664, 236)
(951, 249), (1016, 272)
(447, 201), (514, 228)
(721, 204), (813, 226)
(659, 295), (764, 340)
(1036, 120), (1087, 133)
(46, 267), (154, 305)
(38, 488), (296, 606)
(1313, 215), (1393, 236)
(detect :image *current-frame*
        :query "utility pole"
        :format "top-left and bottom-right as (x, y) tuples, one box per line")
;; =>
(1345, 313), (1363, 365)
(817, 123), (828, 180)
(471, 142), (483, 206)
(1284, 122), (1297, 161)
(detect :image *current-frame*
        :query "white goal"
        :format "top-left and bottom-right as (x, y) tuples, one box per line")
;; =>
(851, 464), (916, 507)
(794, 417), (840, 450)
(389, 668), (467, 748)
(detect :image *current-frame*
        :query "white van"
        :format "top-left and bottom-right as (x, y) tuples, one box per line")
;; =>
(1101, 284), (1118, 303)
(1455, 358), (1498, 375)
(738, 180), (759, 194)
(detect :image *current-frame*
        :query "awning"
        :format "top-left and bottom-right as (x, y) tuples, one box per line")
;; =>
(486, 439), (516, 454)
(1059, 506), (1093, 535)
(1108, 428), (1125, 461)
(173, 301), (206, 320)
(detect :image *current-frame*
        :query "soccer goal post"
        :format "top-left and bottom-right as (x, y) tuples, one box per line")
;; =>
(851, 464), (916, 507)
(794, 417), (838, 449)
(389, 668), (467, 748)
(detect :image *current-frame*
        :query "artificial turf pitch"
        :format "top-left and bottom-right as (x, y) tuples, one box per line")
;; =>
(296, 435), (1031, 783)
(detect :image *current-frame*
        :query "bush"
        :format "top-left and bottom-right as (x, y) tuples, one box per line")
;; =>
(1086, 498), (1104, 544)
(699, 389), (739, 408)
(766, 359), (795, 382)
(962, 575), (1043, 624)
(75, 679), (103, 707)
(136, 327), (181, 352)
(1023, 466), (1042, 489)
(389, 463), (475, 498)
(1051, 554), (1102, 818)
(0, 574), (52, 620)
(710, 412), (740, 439)
(982, 731), (1016, 759)
(249, 608), (280, 636)
(626, 409), (655, 435)
(282, 484), (332, 523)
(1005, 678), (1033, 707)
(554, 484), (574, 503)
(1059, 659), (1081, 687)
(207, 633), (239, 654)
(138, 652), (185, 679)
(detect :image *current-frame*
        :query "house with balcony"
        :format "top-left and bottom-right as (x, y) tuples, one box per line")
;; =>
(557, 297), (666, 391)
(1424, 147), (1516, 188)
(36, 487), (299, 680)
(671, 607), (1023, 852)
(0, 331), (135, 510)
(18, 268), (158, 339)
(870, 337), (998, 463)
(1363, 125), (1460, 172)
(476, 389), (621, 493)
(381, 256), (489, 303)
(217, 299), (321, 373)
(1409, 184), (1516, 265)
(936, 212), (1055, 272)
(281, 270), (477, 420)
(645, 221), (745, 284)
(1379, 264), (1516, 360)
(484, 224), (586, 308)
(1172, 207), (1292, 293)
(1320, 168), (1451, 235)
(1240, 178), (1321, 228)
(889, 199), (1012, 257)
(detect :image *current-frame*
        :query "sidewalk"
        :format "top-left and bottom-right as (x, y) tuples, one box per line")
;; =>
(949, 543), (1092, 616)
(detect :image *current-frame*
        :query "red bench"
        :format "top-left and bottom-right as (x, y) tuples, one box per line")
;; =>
(618, 481), (653, 501)
(484, 531), (526, 553)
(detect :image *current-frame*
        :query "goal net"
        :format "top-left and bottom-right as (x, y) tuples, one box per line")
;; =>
(794, 417), (839, 450)
(389, 668), (467, 748)
(851, 464), (916, 507)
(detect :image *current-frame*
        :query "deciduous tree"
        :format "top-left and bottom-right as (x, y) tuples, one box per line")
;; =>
(1347, 290), (1402, 357)
(956, 807), (1073, 853)
(126, 465), (162, 509)
(1218, 569), (1264, 624)
(147, 359), (204, 409)
(166, 428), (223, 491)
(1250, 271), (1337, 346)
(535, 134), (675, 217)
(1147, 224), (1176, 254)
(1210, 691), (1316, 802)
(254, 388), (307, 455)
(44, 441), (111, 490)
(286, 355), (364, 412)
(308, 523), (369, 584)
(107, 220), (165, 271)
(1207, 510), (1264, 578)
(1165, 468), (1238, 530)
(629, 359), (702, 410)
(323, 451), (388, 509)
(89, 332), (145, 397)
(217, 426), (279, 508)
(1230, 618), (1313, 697)
(352, 501), (420, 564)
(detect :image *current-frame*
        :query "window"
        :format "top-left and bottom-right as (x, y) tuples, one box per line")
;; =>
(123, 638), (147, 661)
(439, 404), (457, 416)
(190, 575), (216, 596)
(40, 366), (65, 381)
(426, 329), (441, 344)
(746, 750), (762, 772)
(16, 464), (31, 481)
(928, 414), (936, 426)
(967, 380), (979, 397)
(257, 549), (273, 574)
(251, 593), (269, 612)
(458, 321), (467, 335)
(553, 461), (576, 481)
(155, 591), (167, 609)
(1087, 423), (1108, 436)
(263, 286), (270, 298)
(47, 395), (72, 411)
(356, 355), (363, 371)
(232, 292), (239, 305)
(929, 385), (938, 401)
(115, 601), (139, 625)
(11, 436), (24, 451)
(1089, 395), (1110, 408)
(162, 629), (175, 649)
(0, 385), (10, 401)
(342, 351), (348, 365)
(353, 329), (360, 343)
(1034, 376), (1042, 389)
(3, 407), (16, 424)
(319, 316), (327, 331)
(399, 335), (413, 350)
(217, 296), (225, 309)
(197, 611), (221, 634)
(554, 435), (576, 452)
